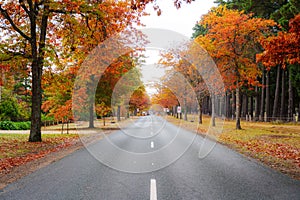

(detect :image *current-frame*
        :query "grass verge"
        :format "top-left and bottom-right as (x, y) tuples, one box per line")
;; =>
(167, 115), (300, 180)
(0, 134), (80, 174)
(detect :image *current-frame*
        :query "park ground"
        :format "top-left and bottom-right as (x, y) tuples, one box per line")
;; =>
(0, 115), (299, 189)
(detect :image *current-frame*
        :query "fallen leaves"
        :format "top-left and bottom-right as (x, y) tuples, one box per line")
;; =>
(0, 134), (80, 174)
(167, 115), (300, 179)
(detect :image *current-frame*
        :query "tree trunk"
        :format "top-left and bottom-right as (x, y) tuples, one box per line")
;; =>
(254, 86), (259, 121)
(29, 5), (49, 142)
(236, 87), (242, 129)
(288, 67), (294, 121)
(211, 95), (216, 127)
(250, 95), (253, 119)
(117, 105), (121, 122)
(226, 92), (231, 118)
(29, 58), (43, 142)
(232, 90), (236, 120)
(89, 103), (95, 128)
(198, 99), (203, 124)
(265, 70), (270, 122)
(184, 97), (188, 121)
(272, 65), (281, 120)
(280, 69), (286, 120)
(259, 70), (265, 121)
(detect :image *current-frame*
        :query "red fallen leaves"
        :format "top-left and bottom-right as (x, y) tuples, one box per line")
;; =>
(0, 136), (79, 174)
(234, 139), (300, 168)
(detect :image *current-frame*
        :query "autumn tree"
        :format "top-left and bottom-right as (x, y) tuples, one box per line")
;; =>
(129, 86), (151, 114)
(0, 0), (147, 141)
(151, 87), (178, 110)
(159, 51), (210, 123)
(257, 14), (300, 120)
(195, 6), (276, 129)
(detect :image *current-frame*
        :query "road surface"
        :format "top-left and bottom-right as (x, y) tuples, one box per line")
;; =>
(1, 115), (300, 200)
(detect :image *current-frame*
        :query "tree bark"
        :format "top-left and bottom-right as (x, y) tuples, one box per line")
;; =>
(117, 105), (121, 122)
(198, 99), (203, 124)
(254, 86), (259, 121)
(232, 90), (236, 120)
(272, 65), (281, 120)
(265, 70), (270, 122)
(236, 87), (241, 129)
(211, 95), (216, 127)
(29, 4), (49, 142)
(280, 69), (286, 120)
(259, 70), (265, 121)
(288, 67), (294, 121)
(250, 95), (253, 119)
(89, 103), (95, 128)
(226, 92), (231, 118)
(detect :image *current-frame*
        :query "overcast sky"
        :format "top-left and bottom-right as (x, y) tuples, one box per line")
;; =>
(140, 0), (216, 38)
(138, 0), (216, 95)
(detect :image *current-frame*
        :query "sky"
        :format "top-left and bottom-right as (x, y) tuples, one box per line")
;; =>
(139, 0), (216, 95)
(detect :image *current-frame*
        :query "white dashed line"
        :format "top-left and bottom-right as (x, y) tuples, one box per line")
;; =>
(151, 141), (154, 148)
(150, 179), (157, 200)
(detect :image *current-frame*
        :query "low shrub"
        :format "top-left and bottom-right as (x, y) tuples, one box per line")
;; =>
(0, 121), (31, 130)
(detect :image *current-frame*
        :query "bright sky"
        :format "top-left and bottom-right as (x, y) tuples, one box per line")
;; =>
(139, 0), (216, 95)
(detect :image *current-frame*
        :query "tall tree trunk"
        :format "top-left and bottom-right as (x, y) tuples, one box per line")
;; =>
(232, 90), (236, 120)
(29, 5), (49, 142)
(226, 92), (231, 118)
(280, 69), (286, 120)
(250, 95), (253, 119)
(254, 86), (259, 121)
(198, 99), (203, 124)
(117, 105), (121, 122)
(236, 87), (241, 129)
(211, 95), (216, 126)
(265, 70), (270, 122)
(89, 103), (95, 128)
(288, 67), (294, 121)
(259, 70), (265, 121)
(272, 65), (281, 120)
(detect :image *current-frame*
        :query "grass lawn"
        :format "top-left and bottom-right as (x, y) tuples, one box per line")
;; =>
(167, 114), (300, 180)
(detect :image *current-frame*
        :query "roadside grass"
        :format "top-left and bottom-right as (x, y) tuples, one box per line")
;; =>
(167, 114), (300, 180)
(0, 116), (139, 175)
(0, 134), (80, 174)
(42, 116), (139, 131)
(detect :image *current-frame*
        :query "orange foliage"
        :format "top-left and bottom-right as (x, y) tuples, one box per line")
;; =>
(196, 6), (276, 90)
(257, 14), (300, 68)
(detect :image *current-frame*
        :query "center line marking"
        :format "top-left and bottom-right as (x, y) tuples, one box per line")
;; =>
(151, 141), (154, 148)
(150, 179), (157, 200)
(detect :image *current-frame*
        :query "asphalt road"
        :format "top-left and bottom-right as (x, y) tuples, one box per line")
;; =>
(1, 115), (300, 200)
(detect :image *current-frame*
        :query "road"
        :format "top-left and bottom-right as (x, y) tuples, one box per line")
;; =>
(1, 115), (300, 200)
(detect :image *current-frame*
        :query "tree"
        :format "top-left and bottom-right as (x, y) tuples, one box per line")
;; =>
(0, 0), (145, 141)
(195, 6), (276, 129)
(151, 87), (178, 110)
(129, 86), (151, 114)
(257, 14), (300, 120)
